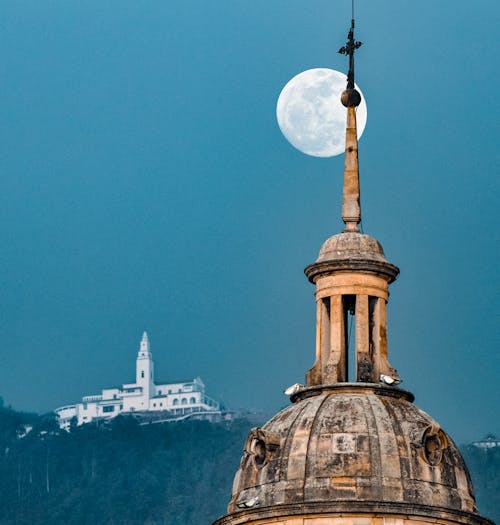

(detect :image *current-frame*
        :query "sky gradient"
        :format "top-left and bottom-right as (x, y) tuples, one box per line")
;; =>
(1, 0), (498, 443)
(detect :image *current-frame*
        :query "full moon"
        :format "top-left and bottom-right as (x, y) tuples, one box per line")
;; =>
(276, 68), (367, 157)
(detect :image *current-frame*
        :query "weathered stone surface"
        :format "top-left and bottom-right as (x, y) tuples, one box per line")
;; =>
(213, 504), (493, 525)
(317, 233), (388, 264)
(226, 385), (478, 516)
(305, 232), (399, 285)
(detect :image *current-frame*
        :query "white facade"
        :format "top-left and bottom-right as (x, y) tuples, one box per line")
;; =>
(55, 332), (220, 430)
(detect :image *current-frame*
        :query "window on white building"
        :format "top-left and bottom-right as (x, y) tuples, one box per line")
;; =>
(181, 398), (187, 405)
(141, 371), (144, 378)
(103, 406), (114, 413)
(173, 399), (179, 406)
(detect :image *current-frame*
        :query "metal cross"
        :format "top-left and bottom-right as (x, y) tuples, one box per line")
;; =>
(338, 19), (363, 89)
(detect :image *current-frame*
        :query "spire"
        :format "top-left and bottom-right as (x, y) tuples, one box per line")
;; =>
(140, 331), (150, 354)
(339, 17), (363, 232)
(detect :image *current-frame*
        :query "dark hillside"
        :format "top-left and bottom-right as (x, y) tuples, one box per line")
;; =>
(0, 404), (497, 525)
(462, 440), (500, 523)
(0, 408), (250, 525)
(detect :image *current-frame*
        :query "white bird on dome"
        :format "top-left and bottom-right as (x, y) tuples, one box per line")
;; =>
(380, 374), (401, 386)
(236, 497), (259, 509)
(283, 383), (304, 396)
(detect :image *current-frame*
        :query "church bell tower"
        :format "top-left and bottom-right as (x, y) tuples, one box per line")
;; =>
(136, 331), (154, 400)
(213, 11), (493, 525)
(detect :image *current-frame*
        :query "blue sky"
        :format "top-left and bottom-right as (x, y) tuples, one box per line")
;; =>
(0, 0), (498, 443)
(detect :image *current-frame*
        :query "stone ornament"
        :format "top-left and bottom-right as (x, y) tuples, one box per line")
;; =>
(422, 426), (449, 466)
(244, 428), (281, 470)
(411, 423), (449, 467)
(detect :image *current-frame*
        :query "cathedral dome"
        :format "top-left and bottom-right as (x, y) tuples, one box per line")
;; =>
(225, 385), (480, 523)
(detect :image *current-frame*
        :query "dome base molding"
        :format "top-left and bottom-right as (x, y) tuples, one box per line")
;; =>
(213, 502), (495, 525)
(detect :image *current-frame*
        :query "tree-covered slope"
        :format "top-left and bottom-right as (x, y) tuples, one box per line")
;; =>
(0, 403), (497, 525)
(462, 440), (500, 523)
(0, 407), (249, 525)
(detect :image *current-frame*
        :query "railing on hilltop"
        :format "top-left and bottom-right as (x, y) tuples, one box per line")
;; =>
(82, 395), (103, 402)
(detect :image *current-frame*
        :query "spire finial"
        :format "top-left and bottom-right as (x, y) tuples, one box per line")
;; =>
(338, 15), (363, 95)
(338, 9), (363, 232)
(140, 331), (150, 354)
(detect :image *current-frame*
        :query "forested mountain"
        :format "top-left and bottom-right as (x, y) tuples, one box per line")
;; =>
(462, 440), (500, 523)
(0, 401), (497, 525)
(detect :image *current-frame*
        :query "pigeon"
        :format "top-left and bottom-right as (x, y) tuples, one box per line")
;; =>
(283, 383), (304, 396)
(380, 374), (401, 386)
(236, 497), (259, 509)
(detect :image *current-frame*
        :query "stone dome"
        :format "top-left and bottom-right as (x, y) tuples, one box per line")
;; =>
(305, 232), (400, 284)
(316, 232), (388, 264)
(227, 385), (479, 520)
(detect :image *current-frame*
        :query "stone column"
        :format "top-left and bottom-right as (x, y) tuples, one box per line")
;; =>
(328, 295), (346, 382)
(320, 298), (331, 379)
(372, 297), (391, 377)
(355, 294), (372, 381)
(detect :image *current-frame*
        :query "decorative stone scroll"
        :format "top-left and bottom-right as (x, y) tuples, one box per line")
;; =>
(244, 428), (281, 470)
(412, 423), (449, 466)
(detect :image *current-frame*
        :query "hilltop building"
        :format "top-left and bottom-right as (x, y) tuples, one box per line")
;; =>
(213, 15), (493, 525)
(55, 332), (220, 430)
(471, 435), (500, 449)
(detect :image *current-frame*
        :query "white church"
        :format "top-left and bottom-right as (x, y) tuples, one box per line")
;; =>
(55, 332), (221, 430)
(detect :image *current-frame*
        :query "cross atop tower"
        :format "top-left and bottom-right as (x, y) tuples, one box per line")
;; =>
(338, 18), (363, 90)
